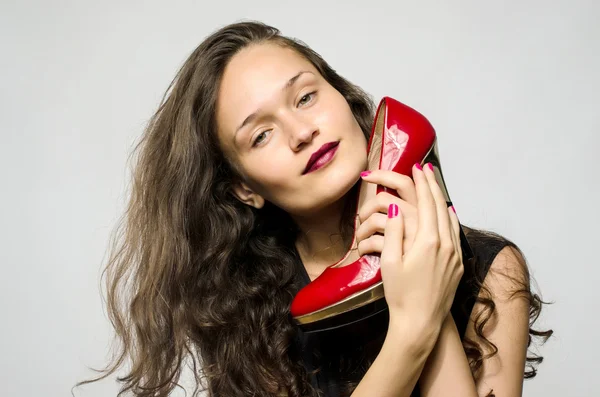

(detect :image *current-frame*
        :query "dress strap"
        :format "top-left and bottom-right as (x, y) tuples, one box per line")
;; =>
(451, 238), (509, 338)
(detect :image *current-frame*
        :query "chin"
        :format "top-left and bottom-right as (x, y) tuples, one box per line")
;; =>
(319, 159), (362, 203)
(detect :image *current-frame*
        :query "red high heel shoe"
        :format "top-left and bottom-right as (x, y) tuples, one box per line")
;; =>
(290, 96), (474, 332)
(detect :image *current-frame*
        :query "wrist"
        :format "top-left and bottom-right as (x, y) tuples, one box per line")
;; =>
(388, 312), (442, 358)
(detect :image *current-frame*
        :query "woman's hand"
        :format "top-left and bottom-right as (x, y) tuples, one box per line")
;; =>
(356, 170), (419, 256)
(363, 163), (464, 337)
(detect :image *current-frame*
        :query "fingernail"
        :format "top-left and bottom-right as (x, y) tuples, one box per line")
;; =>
(360, 171), (371, 177)
(450, 205), (456, 214)
(414, 163), (422, 171)
(388, 203), (399, 218)
(428, 163), (434, 172)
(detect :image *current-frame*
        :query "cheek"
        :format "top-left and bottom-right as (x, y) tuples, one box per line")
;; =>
(316, 97), (358, 133)
(242, 154), (295, 192)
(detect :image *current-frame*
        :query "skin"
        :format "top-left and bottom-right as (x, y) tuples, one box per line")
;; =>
(216, 42), (530, 396)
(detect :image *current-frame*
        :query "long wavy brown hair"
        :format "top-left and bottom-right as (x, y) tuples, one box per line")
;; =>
(75, 20), (552, 397)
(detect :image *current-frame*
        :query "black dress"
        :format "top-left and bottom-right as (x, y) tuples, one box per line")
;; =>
(293, 233), (509, 397)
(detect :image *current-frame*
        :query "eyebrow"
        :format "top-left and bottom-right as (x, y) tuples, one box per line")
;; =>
(233, 70), (313, 144)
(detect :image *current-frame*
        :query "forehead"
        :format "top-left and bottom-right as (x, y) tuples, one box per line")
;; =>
(216, 43), (317, 145)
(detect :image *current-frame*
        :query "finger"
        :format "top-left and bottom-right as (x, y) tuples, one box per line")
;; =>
(356, 212), (387, 243)
(357, 235), (385, 256)
(357, 192), (411, 224)
(448, 206), (463, 265)
(381, 203), (404, 265)
(412, 163), (438, 243)
(423, 163), (452, 246)
(359, 170), (418, 206)
(447, 206), (459, 257)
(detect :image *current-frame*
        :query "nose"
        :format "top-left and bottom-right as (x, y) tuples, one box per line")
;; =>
(286, 114), (319, 151)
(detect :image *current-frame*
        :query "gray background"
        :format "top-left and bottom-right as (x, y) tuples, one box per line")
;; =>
(1, 0), (598, 396)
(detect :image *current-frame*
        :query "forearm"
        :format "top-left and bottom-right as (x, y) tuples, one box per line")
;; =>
(351, 317), (440, 397)
(418, 315), (478, 397)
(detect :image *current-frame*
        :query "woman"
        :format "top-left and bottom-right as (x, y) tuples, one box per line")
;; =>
(77, 21), (552, 397)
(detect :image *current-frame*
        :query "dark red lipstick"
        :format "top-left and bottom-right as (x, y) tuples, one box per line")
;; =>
(303, 141), (339, 174)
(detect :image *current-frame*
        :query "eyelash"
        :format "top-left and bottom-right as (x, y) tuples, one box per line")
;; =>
(251, 91), (317, 147)
(297, 91), (316, 107)
(251, 130), (271, 147)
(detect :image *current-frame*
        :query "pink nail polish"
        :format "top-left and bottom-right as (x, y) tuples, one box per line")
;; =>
(428, 163), (434, 172)
(360, 171), (371, 177)
(388, 203), (398, 218)
(414, 163), (422, 171)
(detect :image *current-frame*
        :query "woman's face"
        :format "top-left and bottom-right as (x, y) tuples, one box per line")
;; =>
(216, 42), (367, 216)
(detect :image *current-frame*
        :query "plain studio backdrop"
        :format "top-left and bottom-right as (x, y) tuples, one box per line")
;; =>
(1, 0), (598, 396)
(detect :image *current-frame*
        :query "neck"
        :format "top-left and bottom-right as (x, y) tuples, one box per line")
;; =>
(293, 193), (354, 279)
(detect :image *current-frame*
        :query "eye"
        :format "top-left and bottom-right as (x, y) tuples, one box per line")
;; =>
(297, 91), (316, 107)
(252, 130), (271, 147)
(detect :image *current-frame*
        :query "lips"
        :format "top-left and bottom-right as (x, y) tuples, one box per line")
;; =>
(304, 141), (339, 174)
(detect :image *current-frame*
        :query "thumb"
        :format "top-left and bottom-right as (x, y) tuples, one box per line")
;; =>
(381, 203), (404, 266)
